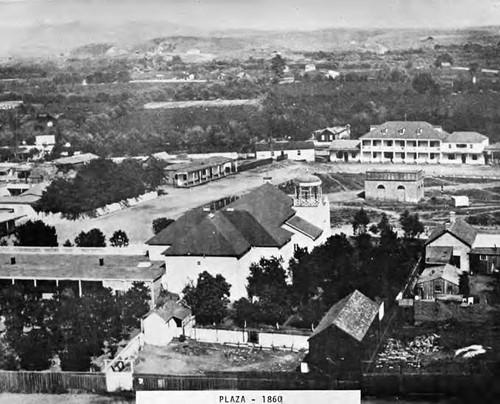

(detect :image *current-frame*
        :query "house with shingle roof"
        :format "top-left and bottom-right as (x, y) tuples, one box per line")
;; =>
(307, 290), (381, 373)
(146, 177), (331, 299)
(415, 264), (462, 300)
(441, 132), (489, 165)
(359, 121), (489, 165)
(425, 215), (500, 274)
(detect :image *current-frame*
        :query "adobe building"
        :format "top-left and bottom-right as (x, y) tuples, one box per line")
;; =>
(365, 169), (424, 203)
(146, 175), (331, 299)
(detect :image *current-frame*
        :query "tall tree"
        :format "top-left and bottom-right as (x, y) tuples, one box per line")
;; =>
(74, 228), (106, 247)
(459, 272), (470, 297)
(270, 54), (286, 78)
(352, 208), (370, 235)
(247, 257), (288, 300)
(399, 210), (424, 239)
(182, 271), (231, 325)
(14, 220), (58, 247)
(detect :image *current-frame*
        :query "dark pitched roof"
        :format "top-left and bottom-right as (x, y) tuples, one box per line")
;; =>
(226, 183), (295, 245)
(149, 301), (192, 322)
(426, 219), (477, 247)
(254, 141), (315, 152)
(285, 215), (323, 240)
(425, 246), (452, 265)
(146, 208), (208, 246)
(309, 290), (380, 343)
(148, 183), (297, 257)
(361, 121), (449, 141)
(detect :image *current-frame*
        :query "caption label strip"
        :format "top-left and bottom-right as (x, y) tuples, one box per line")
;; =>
(136, 390), (360, 404)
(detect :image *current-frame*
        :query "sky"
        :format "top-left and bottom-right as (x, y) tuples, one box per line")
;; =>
(0, 0), (500, 31)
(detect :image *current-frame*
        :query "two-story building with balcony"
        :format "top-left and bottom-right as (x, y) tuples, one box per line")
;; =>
(146, 175), (331, 299)
(441, 132), (489, 165)
(360, 121), (448, 164)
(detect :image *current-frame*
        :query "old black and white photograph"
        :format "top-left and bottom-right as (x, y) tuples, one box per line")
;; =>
(1, 0), (500, 403)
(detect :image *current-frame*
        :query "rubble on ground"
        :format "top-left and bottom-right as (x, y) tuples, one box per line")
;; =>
(375, 334), (441, 369)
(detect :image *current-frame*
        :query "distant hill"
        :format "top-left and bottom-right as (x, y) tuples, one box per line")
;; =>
(1, 19), (500, 61)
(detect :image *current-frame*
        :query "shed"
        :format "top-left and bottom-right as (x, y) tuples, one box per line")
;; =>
(415, 264), (462, 300)
(452, 195), (470, 208)
(142, 301), (193, 346)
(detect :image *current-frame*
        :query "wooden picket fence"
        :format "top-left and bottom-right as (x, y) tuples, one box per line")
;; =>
(0, 370), (107, 394)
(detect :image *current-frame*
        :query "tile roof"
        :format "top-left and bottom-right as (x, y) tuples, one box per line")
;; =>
(425, 246), (452, 265)
(147, 183), (304, 257)
(417, 264), (462, 286)
(309, 290), (380, 343)
(165, 156), (234, 173)
(426, 218), (478, 247)
(0, 254), (164, 282)
(254, 141), (315, 152)
(285, 215), (323, 240)
(328, 140), (361, 151)
(361, 121), (449, 141)
(444, 132), (488, 144)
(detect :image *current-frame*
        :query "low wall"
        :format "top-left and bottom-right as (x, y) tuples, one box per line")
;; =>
(188, 327), (309, 351)
(105, 332), (144, 392)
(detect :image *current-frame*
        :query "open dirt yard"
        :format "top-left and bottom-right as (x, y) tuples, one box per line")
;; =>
(134, 339), (305, 375)
(47, 161), (500, 245)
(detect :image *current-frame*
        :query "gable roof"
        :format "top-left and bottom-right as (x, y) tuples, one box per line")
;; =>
(426, 218), (478, 247)
(417, 264), (462, 286)
(148, 183), (302, 257)
(444, 132), (488, 144)
(148, 301), (192, 322)
(309, 290), (380, 343)
(53, 153), (99, 166)
(361, 121), (449, 141)
(254, 141), (315, 152)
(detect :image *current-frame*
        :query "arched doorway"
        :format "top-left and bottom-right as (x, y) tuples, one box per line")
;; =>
(397, 185), (406, 202)
(377, 184), (386, 200)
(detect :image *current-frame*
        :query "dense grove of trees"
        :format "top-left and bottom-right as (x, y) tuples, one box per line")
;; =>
(230, 210), (422, 330)
(152, 217), (174, 235)
(0, 282), (150, 371)
(35, 158), (165, 219)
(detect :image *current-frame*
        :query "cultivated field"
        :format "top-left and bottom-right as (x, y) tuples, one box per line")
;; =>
(144, 99), (261, 109)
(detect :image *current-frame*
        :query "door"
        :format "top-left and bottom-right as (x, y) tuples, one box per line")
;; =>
(377, 184), (386, 200)
(462, 154), (467, 164)
(397, 185), (406, 202)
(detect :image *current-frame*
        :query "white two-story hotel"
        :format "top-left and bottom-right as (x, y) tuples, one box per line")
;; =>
(359, 121), (489, 165)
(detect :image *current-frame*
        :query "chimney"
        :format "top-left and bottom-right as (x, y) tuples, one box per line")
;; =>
(449, 211), (456, 224)
(10, 257), (15, 265)
(99, 258), (104, 266)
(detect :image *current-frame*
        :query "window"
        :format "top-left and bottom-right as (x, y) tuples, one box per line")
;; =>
(434, 283), (443, 293)
(448, 154), (456, 160)
(480, 255), (487, 261)
(297, 150), (301, 155)
(472, 154), (478, 160)
(271, 151), (274, 156)
(448, 144), (452, 148)
(469, 144), (473, 149)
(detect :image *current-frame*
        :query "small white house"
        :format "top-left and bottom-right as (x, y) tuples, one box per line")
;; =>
(254, 140), (315, 162)
(142, 302), (194, 346)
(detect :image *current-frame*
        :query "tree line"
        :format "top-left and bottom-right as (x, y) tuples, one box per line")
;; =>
(0, 283), (150, 371)
(35, 158), (165, 219)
